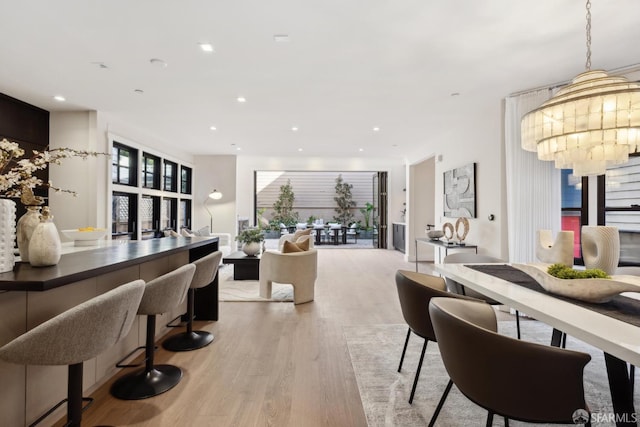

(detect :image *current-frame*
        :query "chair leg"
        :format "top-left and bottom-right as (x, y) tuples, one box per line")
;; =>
(111, 314), (183, 400)
(162, 288), (214, 352)
(631, 365), (635, 395)
(67, 362), (83, 427)
(486, 411), (494, 427)
(515, 310), (521, 340)
(504, 416), (509, 427)
(398, 328), (411, 372)
(428, 379), (453, 427)
(409, 339), (428, 404)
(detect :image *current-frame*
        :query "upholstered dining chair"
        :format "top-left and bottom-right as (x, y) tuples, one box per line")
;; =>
(428, 297), (591, 426)
(394, 269), (474, 404)
(0, 280), (145, 427)
(442, 253), (523, 339)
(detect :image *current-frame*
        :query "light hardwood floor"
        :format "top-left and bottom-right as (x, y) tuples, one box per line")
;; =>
(60, 249), (426, 427)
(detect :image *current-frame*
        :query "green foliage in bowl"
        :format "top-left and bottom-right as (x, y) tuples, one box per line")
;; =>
(547, 263), (610, 279)
(235, 227), (265, 244)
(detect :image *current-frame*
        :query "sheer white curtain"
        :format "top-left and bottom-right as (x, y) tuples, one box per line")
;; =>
(505, 89), (561, 263)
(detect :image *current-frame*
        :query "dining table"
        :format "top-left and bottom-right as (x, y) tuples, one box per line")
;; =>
(435, 262), (640, 427)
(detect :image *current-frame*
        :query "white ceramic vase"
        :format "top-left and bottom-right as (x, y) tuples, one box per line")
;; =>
(242, 241), (261, 256)
(16, 206), (41, 263)
(0, 199), (16, 273)
(581, 226), (620, 275)
(535, 229), (574, 267)
(29, 207), (62, 267)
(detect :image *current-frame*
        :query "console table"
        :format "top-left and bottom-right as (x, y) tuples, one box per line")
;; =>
(414, 237), (478, 271)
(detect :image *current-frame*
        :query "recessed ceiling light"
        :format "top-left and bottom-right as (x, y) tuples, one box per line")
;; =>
(373, 127), (380, 132)
(291, 126), (298, 132)
(149, 58), (168, 68)
(359, 148), (364, 152)
(53, 95), (66, 102)
(199, 43), (214, 52)
(274, 34), (290, 42)
(210, 126), (217, 131)
(134, 89), (144, 94)
(237, 96), (246, 103)
(236, 147), (242, 151)
(298, 148), (303, 152)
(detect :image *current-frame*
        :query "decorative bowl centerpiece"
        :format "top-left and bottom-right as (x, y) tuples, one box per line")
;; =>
(61, 227), (107, 246)
(427, 229), (444, 240)
(513, 263), (640, 303)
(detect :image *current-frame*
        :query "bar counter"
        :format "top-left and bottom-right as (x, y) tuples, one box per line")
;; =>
(0, 236), (218, 291)
(0, 236), (219, 426)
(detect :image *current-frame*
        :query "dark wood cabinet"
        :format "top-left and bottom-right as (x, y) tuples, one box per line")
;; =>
(393, 223), (405, 253)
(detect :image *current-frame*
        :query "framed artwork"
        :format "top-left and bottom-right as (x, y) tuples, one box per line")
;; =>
(443, 162), (476, 218)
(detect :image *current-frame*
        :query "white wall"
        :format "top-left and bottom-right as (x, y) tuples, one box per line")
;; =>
(236, 156), (406, 247)
(409, 156), (436, 262)
(193, 155), (237, 238)
(409, 102), (507, 260)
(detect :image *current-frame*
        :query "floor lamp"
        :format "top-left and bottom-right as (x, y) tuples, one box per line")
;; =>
(204, 189), (223, 232)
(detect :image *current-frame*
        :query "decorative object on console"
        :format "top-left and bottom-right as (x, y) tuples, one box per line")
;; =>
(443, 162), (476, 218)
(455, 217), (469, 245)
(581, 226), (620, 275)
(520, 0), (640, 177)
(427, 229), (444, 240)
(28, 207), (62, 267)
(513, 263), (640, 303)
(442, 222), (454, 243)
(60, 227), (107, 246)
(236, 227), (264, 257)
(535, 229), (574, 267)
(0, 198), (16, 272)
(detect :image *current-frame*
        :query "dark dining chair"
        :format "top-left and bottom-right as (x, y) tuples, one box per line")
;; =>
(442, 253), (522, 339)
(395, 269), (473, 404)
(428, 297), (591, 426)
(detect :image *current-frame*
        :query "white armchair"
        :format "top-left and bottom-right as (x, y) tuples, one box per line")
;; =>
(259, 249), (318, 304)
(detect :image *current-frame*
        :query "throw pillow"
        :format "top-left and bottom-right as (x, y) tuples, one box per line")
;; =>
(282, 240), (307, 253)
(294, 236), (310, 251)
(293, 228), (313, 240)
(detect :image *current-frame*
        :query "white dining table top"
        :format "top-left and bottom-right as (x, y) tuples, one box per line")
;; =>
(434, 263), (640, 367)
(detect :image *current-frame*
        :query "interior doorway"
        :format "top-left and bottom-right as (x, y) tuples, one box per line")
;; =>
(408, 157), (436, 262)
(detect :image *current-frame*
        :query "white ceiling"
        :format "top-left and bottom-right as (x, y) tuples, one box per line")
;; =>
(1, 0), (639, 161)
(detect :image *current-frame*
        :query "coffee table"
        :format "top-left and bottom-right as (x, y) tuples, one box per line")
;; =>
(223, 251), (260, 280)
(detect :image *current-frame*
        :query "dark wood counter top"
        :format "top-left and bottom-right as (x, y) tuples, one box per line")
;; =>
(0, 236), (219, 292)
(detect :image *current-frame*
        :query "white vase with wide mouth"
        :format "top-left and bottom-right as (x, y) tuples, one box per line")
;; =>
(242, 241), (261, 256)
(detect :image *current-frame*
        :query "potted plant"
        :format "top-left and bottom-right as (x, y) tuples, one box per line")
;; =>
(236, 227), (265, 256)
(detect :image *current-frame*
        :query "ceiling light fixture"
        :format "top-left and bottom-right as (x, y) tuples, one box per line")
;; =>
(359, 148), (364, 152)
(274, 34), (290, 42)
(149, 58), (168, 68)
(291, 126), (298, 132)
(210, 126), (217, 131)
(134, 89), (144, 94)
(298, 148), (303, 152)
(373, 127), (380, 132)
(53, 95), (66, 102)
(199, 43), (214, 52)
(521, 0), (640, 176)
(237, 96), (246, 103)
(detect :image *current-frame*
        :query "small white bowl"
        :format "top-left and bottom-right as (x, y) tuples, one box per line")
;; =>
(61, 229), (108, 246)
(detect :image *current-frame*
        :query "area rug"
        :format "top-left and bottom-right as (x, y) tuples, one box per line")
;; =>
(344, 320), (637, 427)
(218, 265), (293, 302)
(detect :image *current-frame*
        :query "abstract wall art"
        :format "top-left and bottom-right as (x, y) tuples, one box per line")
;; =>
(443, 162), (476, 218)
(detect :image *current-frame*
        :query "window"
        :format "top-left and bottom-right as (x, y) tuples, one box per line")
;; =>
(164, 160), (178, 192)
(561, 170), (587, 263)
(140, 195), (161, 239)
(161, 197), (178, 231)
(181, 166), (192, 194)
(602, 154), (640, 266)
(142, 153), (161, 189)
(112, 143), (137, 186)
(112, 192), (137, 240)
(180, 199), (192, 230)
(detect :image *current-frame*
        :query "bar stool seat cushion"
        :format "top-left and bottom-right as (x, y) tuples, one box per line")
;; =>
(0, 280), (145, 366)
